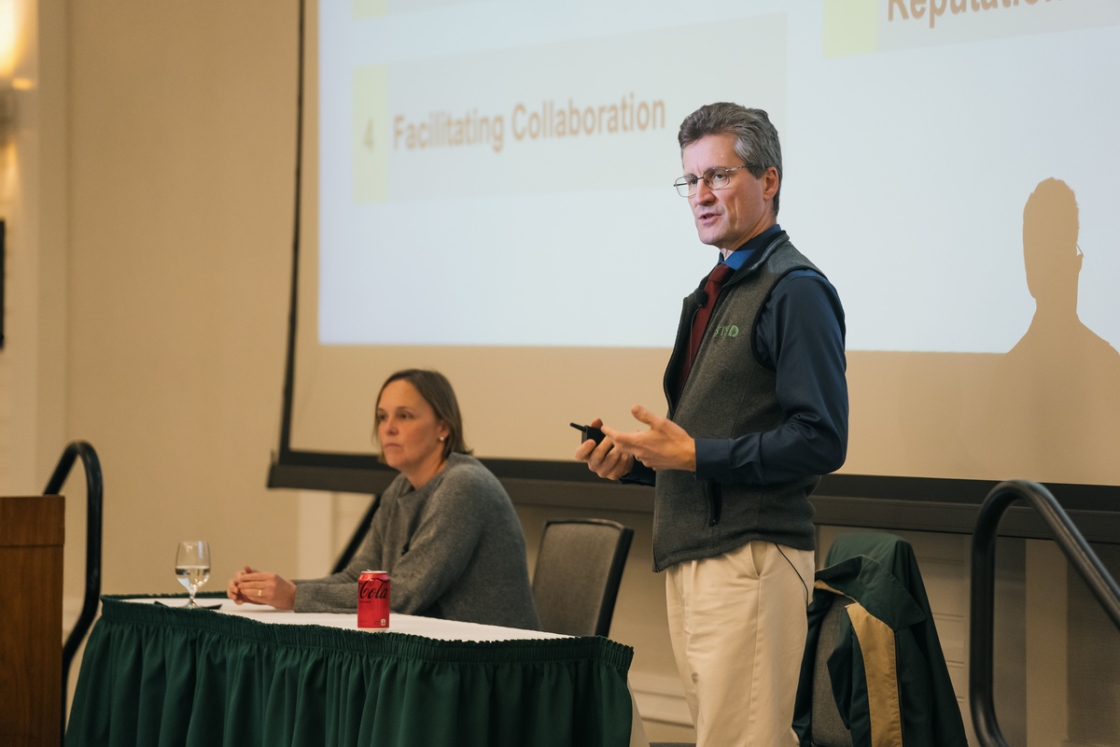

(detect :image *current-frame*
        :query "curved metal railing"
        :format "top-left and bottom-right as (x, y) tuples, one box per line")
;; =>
(43, 441), (103, 734)
(969, 479), (1120, 747)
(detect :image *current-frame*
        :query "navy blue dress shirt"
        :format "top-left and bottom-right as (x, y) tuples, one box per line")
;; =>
(625, 225), (848, 487)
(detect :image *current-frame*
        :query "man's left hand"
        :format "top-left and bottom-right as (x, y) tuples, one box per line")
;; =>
(602, 405), (697, 472)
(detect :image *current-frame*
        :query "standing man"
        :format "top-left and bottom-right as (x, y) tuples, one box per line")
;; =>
(576, 103), (847, 747)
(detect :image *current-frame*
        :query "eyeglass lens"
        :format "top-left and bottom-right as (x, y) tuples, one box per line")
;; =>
(675, 168), (734, 197)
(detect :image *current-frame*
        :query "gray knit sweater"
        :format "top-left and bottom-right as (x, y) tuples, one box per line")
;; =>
(292, 453), (540, 630)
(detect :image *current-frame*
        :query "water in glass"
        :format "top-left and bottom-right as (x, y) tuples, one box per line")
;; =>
(175, 540), (211, 609)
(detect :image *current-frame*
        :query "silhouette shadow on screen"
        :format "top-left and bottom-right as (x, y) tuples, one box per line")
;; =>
(984, 178), (1120, 482)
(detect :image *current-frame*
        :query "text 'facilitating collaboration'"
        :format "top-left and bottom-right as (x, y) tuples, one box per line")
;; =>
(392, 94), (667, 154)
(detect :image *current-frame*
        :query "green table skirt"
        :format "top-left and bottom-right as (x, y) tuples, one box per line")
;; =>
(66, 595), (634, 747)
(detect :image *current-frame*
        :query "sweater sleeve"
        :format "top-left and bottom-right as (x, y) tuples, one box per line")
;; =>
(291, 489), (392, 612)
(694, 270), (848, 485)
(384, 467), (490, 615)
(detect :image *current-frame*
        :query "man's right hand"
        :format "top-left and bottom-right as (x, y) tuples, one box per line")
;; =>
(575, 417), (635, 481)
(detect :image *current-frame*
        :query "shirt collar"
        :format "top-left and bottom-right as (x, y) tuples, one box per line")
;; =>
(721, 224), (782, 270)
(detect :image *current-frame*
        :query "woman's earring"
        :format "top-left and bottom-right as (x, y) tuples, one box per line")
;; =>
(439, 436), (446, 442)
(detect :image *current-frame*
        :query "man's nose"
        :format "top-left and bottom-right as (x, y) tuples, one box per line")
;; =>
(692, 180), (716, 204)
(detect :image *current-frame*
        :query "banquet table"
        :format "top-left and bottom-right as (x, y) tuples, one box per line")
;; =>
(66, 595), (648, 747)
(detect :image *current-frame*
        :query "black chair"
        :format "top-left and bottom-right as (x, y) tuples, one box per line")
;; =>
(806, 598), (857, 747)
(531, 518), (633, 637)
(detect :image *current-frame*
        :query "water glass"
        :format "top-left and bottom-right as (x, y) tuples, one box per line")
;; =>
(175, 540), (211, 609)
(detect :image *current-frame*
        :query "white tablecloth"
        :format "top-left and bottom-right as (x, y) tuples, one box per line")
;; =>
(129, 597), (568, 641)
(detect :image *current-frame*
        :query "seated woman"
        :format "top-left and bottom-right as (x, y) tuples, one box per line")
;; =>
(227, 369), (540, 630)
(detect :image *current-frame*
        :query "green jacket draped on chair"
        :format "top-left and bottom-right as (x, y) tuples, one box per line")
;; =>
(793, 532), (969, 747)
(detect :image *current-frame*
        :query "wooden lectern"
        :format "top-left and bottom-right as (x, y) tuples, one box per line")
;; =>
(0, 495), (64, 747)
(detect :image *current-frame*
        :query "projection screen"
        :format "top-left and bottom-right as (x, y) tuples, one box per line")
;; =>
(284, 0), (1120, 489)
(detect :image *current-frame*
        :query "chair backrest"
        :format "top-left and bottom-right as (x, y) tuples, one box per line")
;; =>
(811, 599), (855, 747)
(795, 531), (968, 747)
(531, 519), (634, 637)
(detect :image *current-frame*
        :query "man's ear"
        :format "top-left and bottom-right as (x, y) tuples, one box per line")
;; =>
(763, 166), (780, 201)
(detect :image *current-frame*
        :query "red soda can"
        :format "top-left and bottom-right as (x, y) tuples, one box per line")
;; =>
(358, 571), (390, 629)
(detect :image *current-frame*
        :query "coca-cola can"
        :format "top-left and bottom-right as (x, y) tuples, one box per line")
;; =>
(358, 571), (390, 629)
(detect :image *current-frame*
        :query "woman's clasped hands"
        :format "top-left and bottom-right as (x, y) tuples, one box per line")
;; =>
(227, 566), (297, 610)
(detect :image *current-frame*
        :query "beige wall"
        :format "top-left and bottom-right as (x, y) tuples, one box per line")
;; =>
(26, 1), (305, 602)
(1, 2), (1114, 745)
(0, 0), (68, 501)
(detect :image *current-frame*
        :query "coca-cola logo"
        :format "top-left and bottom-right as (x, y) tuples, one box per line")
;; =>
(359, 579), (389, 600)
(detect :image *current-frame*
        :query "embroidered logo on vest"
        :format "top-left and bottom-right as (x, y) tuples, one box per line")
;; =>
(712, 324), (740, 339)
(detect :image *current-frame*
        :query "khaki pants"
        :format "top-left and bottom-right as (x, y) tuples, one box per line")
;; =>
(666, 541), (815, 747)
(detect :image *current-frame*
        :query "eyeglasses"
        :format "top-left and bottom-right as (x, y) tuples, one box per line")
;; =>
(673, 166), (748, 197)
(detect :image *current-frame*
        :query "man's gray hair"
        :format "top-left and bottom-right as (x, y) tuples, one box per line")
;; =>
(678, 103), (783, 215)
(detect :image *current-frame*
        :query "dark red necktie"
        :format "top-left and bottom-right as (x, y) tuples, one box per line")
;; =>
(679, 263), (735, 392)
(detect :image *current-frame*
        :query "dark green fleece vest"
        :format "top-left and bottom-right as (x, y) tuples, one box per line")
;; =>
(653, 234), (820, 572)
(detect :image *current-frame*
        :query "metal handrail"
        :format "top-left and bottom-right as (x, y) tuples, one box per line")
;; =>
(969, 479), (1120, 747)
(43, 441), (103, 737)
